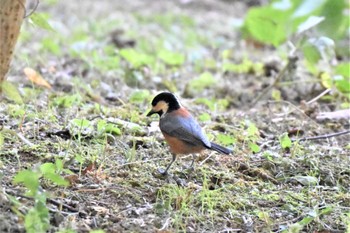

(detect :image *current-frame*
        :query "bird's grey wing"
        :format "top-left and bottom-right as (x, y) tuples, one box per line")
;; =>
(160, 114), (211, 148)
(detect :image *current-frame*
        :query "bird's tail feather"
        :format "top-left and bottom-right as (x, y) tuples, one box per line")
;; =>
(210, 142), (232, 155)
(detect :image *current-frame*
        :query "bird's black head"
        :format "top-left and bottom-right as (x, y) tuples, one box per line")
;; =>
(147, 92), (181, 117)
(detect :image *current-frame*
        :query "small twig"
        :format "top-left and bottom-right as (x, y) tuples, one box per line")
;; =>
(306, 88), (331, 105)
(199, 152), (214, 166)
(16, 132), (35, 147)
(159, 217), (172, 231)
(293, 130), (350, 142)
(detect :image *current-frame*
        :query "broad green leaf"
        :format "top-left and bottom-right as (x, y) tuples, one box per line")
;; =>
(13, 170), (40, 196)
(90, 230), (105, 233)
(71, 119), (91, 128)
(69, 119), (93, 136)
(29, 13), (54, 31)
(43, 172), (69, 186)
(158, 50), (185, 66)
(334, 76), (350, 94)
(335, 63), (350, 78)
(119, 48), (154, 68)
(303, 43), (321, 64)
(249, 142), (260, 153)
(1, 81), (23, 104)
(247, 122), (259, 137)
(320, 72), (332, 89)
(53, 94), (82, 108)
(319, 206), (333, 216)
(257, 211), (271, 224)
(189, 72), (215, 91)
(271, 89), (281, 101)
(104, 124), (121, 135)
(298, 216), (314, 225)
(318, 0), (347, 39)
(244, 6), (288, 46)
(40, 163), (55, 175)
(97, 120), (121, 136)
(55, 159), (64, 171)
(129, 90), (150, 103)
(198, 113), (211, 122)
(279, 133), (292, 149)
(217, 134), (235, 146)
(25, 208), (49, 233)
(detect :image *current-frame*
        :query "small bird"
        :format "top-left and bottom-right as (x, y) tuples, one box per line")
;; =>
(147, 92), (232, 175)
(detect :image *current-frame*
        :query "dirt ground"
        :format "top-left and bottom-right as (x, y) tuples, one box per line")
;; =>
(0, 0), (349, 232)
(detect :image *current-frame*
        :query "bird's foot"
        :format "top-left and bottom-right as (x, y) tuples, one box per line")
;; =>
(157, 168), (168, 176)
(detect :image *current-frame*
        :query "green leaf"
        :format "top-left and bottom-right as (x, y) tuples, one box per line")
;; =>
(158, 50), (185, 66)
(40, 163), (55, 175)
(249, 142), (260, 153)
(43, 172), (69, 186)
(318, 0), (347, 39)
(188, 72), (216, 91)
(55, 159), (64, 171)
(29, 13), (54, 31)
(244, 6), (288, 46)
(247, 122), (259, 137)
(303, 42), (321, 65)
(13, 170), (40, 196)
(69, 119), (93, 136)
(1, 81), (23, 104)
(279, 133), (292, 149)
(97, 120), (121, 136)
(335, 63), (350, 78)
(319, 206), (333, 216)
(25, 207), (49, 233)
(334, 76), (350, 94)
(271, 89), (281, 101)
(52, 94), (82, 108)
(90, 230), (105, 233)
(217, 134), (235, 146)
(298, 216), (314, 225)
(129, 90), (150, 103)
(71, 119), (92, 129)
(119, 48), (154, 68)
(104, 124), (121, 135)
(198, 113), (211, 122)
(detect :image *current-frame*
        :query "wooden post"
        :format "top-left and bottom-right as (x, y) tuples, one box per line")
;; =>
(0, 0), (26, 87)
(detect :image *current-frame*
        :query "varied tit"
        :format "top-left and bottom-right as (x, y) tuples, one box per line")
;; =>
(147, 92), (232, 175)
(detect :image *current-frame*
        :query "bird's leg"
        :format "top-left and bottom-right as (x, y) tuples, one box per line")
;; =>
(158, 153), (176, 175)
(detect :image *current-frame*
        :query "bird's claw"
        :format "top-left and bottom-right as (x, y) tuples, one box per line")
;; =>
(157, 168), (168, 176)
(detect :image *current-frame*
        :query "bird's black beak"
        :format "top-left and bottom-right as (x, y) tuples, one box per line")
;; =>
(147, 110), (155, 117)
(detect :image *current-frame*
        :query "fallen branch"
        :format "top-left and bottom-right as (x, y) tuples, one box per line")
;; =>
(293, 130), (350, 142)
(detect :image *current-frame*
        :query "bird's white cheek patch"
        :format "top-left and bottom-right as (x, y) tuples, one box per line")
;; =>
(153, 101), (169, 113)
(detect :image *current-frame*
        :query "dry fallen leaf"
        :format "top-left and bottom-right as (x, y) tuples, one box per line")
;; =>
(24, 67), (52, 89)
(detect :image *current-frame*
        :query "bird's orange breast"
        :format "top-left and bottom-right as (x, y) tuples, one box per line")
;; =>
(162, 132), (204, 155)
